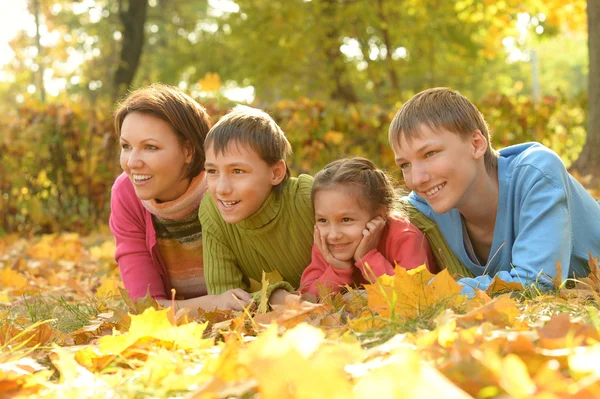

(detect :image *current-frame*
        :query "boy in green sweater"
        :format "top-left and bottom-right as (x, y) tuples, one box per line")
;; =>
(199, 105), (314, 308)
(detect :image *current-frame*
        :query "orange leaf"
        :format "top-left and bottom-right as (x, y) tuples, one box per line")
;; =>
(485, 275), (524, 295)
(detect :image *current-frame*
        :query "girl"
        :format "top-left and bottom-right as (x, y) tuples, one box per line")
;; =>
(109, 84), (251, 312)
(300, 157), (438, 297)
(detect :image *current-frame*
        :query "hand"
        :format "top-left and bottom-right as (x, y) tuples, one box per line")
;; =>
(314, 225), (353, 270)
(354, 216), (386, 263)
(213, 288), (252, 311)
(269, 288), (295, 306)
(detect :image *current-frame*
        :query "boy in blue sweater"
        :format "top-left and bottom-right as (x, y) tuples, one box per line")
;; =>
(389, 87), (600, 295)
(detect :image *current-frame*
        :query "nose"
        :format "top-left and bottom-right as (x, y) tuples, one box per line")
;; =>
(126, 149), (144, 170)
(215, 175), (232, 196)
(328, 225), (343, 241)
(407, 163), (431, 189)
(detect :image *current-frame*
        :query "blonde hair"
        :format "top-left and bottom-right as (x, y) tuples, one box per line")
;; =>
(388, 87), (498, 172)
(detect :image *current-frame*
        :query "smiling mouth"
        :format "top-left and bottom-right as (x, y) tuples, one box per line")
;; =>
(132, 174), (152, 183)
(425, 182), (446, 197)
(220, 200), (240, 208)
(329, 243), (350, 250)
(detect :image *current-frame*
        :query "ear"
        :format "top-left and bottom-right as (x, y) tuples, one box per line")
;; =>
(470, 130), (487, 160)
(270, 159), (287, 186)
(183, 141), (194, 164)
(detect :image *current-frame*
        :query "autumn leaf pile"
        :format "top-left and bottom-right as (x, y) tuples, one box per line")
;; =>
(2, 233), (600, 398)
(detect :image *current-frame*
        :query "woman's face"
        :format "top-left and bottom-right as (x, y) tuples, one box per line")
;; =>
(119, 112), (193, 202)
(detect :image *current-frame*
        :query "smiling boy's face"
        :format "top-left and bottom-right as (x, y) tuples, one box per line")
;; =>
(204, 142), (286, 224)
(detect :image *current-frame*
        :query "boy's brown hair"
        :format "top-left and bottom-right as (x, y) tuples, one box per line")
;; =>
(205, 105), (293, 186)
(312, 157), (397, 216)
(388, 87), (498, 172)
(114, 83), (212, 179)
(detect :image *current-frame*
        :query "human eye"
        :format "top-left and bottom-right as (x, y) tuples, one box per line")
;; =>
(120, 143), (131, 150)
(233, 169), (244, 174)
(316, 218), (327, 224)
(342, 217), (353, 223)
(399, 163), (410, 170)
(205, 168), (217, 175)
(145, 144), (159, 150)
(425, 151), (437, 158)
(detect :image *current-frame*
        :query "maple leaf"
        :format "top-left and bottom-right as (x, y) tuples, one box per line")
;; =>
(365, 265), (466, 319)
(253, 293), (326, 329)
(118, 286), (159, 315)
(198, 72), (222, 92)
(75, 308), (213, 371)
(353, 346), (471, 398)
(537, 313), (600, 350)
(94, 269), (121, 299)
(239, 323), (360, 399)
(486, 275), (524, 295)
(457, 294), (521, 328)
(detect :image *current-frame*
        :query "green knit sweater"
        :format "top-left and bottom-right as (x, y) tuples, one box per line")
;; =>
(402, 199), (474, 278)
(199, 175), (315, 295)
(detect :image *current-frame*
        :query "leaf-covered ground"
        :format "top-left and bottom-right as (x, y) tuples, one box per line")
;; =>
(1, 231), (600, 398)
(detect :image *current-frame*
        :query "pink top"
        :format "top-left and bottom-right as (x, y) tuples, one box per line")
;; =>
(109, 173), (170, 300)
(299, 216), (438, 297)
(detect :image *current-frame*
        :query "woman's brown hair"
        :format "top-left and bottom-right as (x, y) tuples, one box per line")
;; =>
(114, 83), (212, 178)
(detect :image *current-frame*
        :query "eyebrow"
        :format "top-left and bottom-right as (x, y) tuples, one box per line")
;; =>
(119, 137), (158, 144)
(315, 211), (359, 218)
(204, 161), (252, 168)
(395, 142), (436, 163)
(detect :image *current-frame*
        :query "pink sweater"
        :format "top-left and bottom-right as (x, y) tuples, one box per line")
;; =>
(300, 216), (438, 297)
(109, 173), (171, 300)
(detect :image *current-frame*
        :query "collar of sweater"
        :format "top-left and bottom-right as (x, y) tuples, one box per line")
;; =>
(141, 171), (207, 220)
(236, 188), (282, 230)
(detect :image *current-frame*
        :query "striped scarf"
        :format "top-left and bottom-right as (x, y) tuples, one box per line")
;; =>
(141, 171), (207, 220)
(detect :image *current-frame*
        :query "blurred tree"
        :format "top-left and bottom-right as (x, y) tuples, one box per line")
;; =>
(112, 0), (148, 101)
(0, 0), (589, 109)
(572, 0), (599, 178)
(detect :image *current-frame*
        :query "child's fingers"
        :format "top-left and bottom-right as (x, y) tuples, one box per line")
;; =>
(230, 288), (252, 303)
(314, 226), (321, 245)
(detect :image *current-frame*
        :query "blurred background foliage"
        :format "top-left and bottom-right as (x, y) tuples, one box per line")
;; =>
(0, 0), (595, 234)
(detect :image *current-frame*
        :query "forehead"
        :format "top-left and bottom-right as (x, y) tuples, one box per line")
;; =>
(314, 186), (369, 213)
(120, 112), (177, 139)
(392, 124), (462, 153)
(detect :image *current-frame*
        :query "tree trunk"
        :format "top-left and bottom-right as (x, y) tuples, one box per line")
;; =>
(376, 0), (400, 92)
(113, 0), (148, 102)
(32, 0), (46, 103)
(320, 0), (360, 104)
(572, 0), (600, 181)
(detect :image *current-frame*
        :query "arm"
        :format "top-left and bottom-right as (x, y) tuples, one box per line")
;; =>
(458, 168), (570, 294)
(299, 244), (354, 297)
(109, 178), (166, 300)
(155, 288), (252, 315)
(357, 228), (437, 282)
(203, 228), (250, 295)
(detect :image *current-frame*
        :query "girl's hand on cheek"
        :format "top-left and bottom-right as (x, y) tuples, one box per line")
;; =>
(314, 225), (353, 270)
(354, 216), (386, 262)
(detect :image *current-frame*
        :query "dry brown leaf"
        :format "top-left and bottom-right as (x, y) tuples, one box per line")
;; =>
(457, 294), (521, 328)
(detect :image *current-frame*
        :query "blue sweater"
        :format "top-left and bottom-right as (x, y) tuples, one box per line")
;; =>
(409, 142), (600, 293)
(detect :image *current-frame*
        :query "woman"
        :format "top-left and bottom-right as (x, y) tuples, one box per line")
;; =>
(109, 84), (251, 311)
